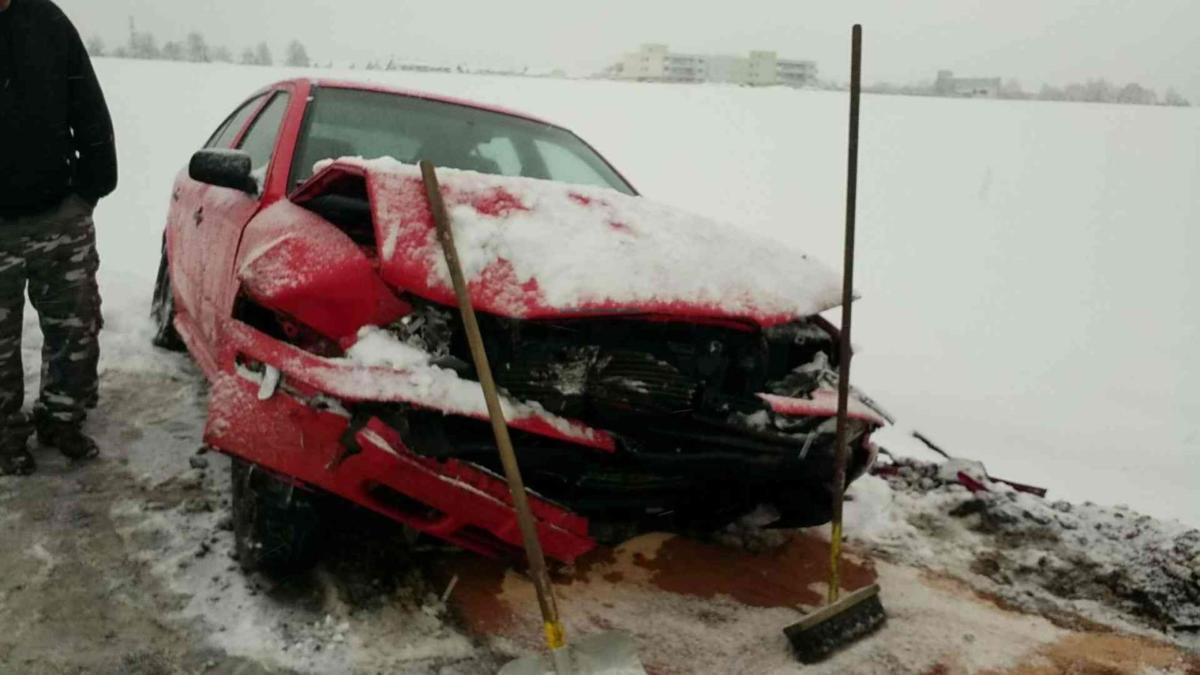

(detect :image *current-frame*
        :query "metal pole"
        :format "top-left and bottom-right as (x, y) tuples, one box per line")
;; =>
(419, 161), (568, 660)
(828, 24), (862, 606)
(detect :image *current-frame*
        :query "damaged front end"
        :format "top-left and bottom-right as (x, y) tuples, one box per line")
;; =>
(400, 304), (885, 533)
(205, 160), (887, 564)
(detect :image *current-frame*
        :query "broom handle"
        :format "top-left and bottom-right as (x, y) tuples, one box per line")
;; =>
(420, 161), (567, 655)
(829, 24), (863, 606)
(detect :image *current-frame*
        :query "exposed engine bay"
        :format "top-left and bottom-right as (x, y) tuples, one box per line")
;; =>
(369, 300), (878, 537)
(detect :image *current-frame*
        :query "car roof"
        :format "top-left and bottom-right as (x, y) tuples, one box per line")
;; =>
(270, 78), (559, 128)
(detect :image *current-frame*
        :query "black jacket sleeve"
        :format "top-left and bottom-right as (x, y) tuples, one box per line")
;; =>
(65, 21), (117, 205)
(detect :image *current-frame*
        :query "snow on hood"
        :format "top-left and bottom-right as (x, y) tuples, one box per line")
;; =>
(333, 158), (843, 326)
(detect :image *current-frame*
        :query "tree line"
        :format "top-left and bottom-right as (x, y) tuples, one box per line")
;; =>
(863, 77), (1190, 107)
(85, 30), (315, 69)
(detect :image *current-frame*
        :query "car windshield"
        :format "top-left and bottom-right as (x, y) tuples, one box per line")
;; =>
(289, 87), (635, 195)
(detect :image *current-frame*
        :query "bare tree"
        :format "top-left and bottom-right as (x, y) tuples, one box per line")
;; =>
(998, 79), (1026, 100)
(161, 41), (185, 61)
(285, 40), (311, 68)
(186, 32), (209, 63)
(254, 42), (273, 66)
(1163, 88), (1190, 107)
(129, 31), (160, 59)
(210, 46), (234, 63)
(1116, 83), (1156, 105)
(85, 35), (107, 57)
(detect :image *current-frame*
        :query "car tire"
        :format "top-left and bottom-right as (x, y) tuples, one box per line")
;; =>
(151, 242), (187, 352)
(230, 457), (324, 576)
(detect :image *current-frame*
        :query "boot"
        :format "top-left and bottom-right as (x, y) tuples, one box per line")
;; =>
(36, 421), (99, 461)
(1, 412), (36, 476)
(0, 437), (35, 476)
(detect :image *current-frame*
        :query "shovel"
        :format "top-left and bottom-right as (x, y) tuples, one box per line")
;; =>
(419, 160), (646, 675)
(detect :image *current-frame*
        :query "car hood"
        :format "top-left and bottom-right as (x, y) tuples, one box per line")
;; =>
(296, 158), (844, 328)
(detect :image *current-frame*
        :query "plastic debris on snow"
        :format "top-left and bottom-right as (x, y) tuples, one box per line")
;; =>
(842, 457), (1200, 648)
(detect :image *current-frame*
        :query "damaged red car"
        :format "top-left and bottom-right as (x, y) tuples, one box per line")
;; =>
(152, 78), (887, 572)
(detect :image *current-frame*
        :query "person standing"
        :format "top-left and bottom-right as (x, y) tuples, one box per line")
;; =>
(0, 0), (115, 475)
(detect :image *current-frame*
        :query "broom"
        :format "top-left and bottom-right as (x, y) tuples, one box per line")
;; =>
(783, 24), (887, 664)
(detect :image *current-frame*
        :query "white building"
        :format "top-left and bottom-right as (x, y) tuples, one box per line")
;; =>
(608, 44), (817, 87)
(934, 70), (1002, 97)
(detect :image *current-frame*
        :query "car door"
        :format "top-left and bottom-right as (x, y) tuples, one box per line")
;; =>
(196, 88), (295, 349)
(167, 93), (268, 348)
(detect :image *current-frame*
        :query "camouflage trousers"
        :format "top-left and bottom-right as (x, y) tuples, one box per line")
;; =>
(0, 195), (102, 447)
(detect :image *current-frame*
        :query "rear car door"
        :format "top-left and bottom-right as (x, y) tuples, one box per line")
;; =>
(197, 88), (296, 348)
(167, 93), (267, 334)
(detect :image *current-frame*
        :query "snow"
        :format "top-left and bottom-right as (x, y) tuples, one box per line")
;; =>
(84, 57), (1197, 526)
(112, 494), (480, 674)
(1, 56), (1188, 673)
(354, 157), (842, 322)
(344, 325), (605, 443)
(844, 462), (1200, 646)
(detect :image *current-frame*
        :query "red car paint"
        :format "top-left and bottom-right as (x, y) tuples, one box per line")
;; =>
(164, 79), (880, 564)
(293, 160), (820, 329)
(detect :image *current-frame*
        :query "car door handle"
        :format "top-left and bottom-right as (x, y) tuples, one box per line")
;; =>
(172, 188), (181, 202)
(193, 206), (204, 226)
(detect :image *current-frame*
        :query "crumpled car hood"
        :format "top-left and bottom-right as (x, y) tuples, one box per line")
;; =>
(299, 158), (844, 328)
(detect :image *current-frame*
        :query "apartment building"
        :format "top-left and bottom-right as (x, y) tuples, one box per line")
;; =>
(609, 44), (818, 87)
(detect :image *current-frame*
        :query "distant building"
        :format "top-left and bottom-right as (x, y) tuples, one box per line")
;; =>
(935, 70), (1002, 97)
(607, 44), (817, 87)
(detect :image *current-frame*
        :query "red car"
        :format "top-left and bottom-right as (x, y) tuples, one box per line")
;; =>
(152, 78), (886, 572)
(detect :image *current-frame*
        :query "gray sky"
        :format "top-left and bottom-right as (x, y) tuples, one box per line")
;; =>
(58, 0), (1200, 100)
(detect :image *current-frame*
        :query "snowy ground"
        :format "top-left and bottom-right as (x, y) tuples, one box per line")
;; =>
(92, 58), (1198, 526)
(0, 58), (1196, 673)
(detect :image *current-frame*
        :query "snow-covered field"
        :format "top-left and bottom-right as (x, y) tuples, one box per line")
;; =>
(2, 57), (1196, 674)
(93, 58), (1198, 525)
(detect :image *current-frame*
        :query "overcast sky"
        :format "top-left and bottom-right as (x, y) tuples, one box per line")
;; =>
(56, 0), (1200, 100)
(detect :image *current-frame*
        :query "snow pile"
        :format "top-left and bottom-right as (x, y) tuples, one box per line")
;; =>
(354, 157), (844, 323)
(347, 326), (433, 371)
(843, 458), (1200, 646)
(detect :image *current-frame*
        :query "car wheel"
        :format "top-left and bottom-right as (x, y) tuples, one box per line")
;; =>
(230, 457), (324, 575)
(151, 243), (186, 352)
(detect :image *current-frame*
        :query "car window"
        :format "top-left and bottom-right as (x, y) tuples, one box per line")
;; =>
(476, 137), (524, 176)
(237, 92), (292, 180)
(205, 94), (268, 149)
(532, 139), (618, 188)
(289, 87), (634, 194)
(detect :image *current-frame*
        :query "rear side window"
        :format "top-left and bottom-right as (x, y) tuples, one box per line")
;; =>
(206, 94), (268, 149)
(237, 92), (292, 178)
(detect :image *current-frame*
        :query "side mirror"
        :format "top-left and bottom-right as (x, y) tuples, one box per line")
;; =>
(189, 149), (258, 194)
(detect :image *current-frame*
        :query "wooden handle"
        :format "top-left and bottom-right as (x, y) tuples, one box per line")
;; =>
(829, 23), (863, 606)
(419, 161), (566, 652)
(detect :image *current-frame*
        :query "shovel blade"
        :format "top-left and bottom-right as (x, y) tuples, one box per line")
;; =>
(499, 630), (646, 675)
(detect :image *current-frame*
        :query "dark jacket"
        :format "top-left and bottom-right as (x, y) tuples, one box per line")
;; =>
(0, 0), (117, 218)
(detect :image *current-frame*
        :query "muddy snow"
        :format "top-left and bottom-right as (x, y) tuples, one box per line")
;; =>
(1, 57), (1198, 673)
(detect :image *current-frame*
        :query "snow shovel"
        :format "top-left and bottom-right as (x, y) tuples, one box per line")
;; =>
(419, 160), (646, 675)
(783, 25), (886, 663)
